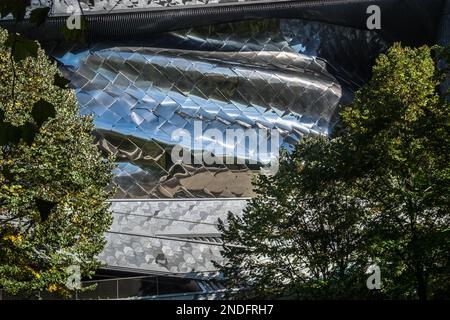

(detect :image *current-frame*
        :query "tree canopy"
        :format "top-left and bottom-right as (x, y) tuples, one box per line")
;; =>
(218, 44), (450, 300)
(0, 27), (115, 297)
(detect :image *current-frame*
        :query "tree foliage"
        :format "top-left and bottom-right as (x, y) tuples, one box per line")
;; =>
(0, 27), (115, 297)
(218, 44), (450, 300)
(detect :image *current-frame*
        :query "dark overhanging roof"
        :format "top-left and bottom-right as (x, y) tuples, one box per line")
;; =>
(0, 0), (446, 46)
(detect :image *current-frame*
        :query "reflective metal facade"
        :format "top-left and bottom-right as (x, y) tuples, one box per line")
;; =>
(0, 0), (444, 291)
(46, 16), (389, 276)
(55, 19), (386, 199)
(100, 199), (247, 274)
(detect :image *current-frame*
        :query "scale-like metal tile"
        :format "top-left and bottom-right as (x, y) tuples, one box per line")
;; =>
(54, 19), (386, 199)
(99, 199), (247, 274)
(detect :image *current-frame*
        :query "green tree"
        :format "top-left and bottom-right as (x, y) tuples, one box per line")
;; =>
(219, 141), (374, 299)
(0, 27), (115, 297)
(340, 44), (450, 300)
(218, 44), (450, 300)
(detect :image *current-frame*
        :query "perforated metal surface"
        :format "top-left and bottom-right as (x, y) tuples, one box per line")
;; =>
(100, 199), (247, 274)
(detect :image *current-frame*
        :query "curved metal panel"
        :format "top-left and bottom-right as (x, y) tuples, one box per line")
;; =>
(54, 19), (386, 198)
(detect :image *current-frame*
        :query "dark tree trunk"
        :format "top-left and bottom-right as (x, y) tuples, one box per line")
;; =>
(416, 265), (427, 301)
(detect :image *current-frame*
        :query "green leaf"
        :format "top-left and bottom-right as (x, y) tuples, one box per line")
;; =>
(19, 123), (38, 145)
(32, 99), (56, 127)
(0, 121), (21, 145)
(5, 34), (39, 62)
(0, 121), (38, 146)
(35, 198), (57, 222)
(29, 7), (50, 26)
(54, 73), (70, 89)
